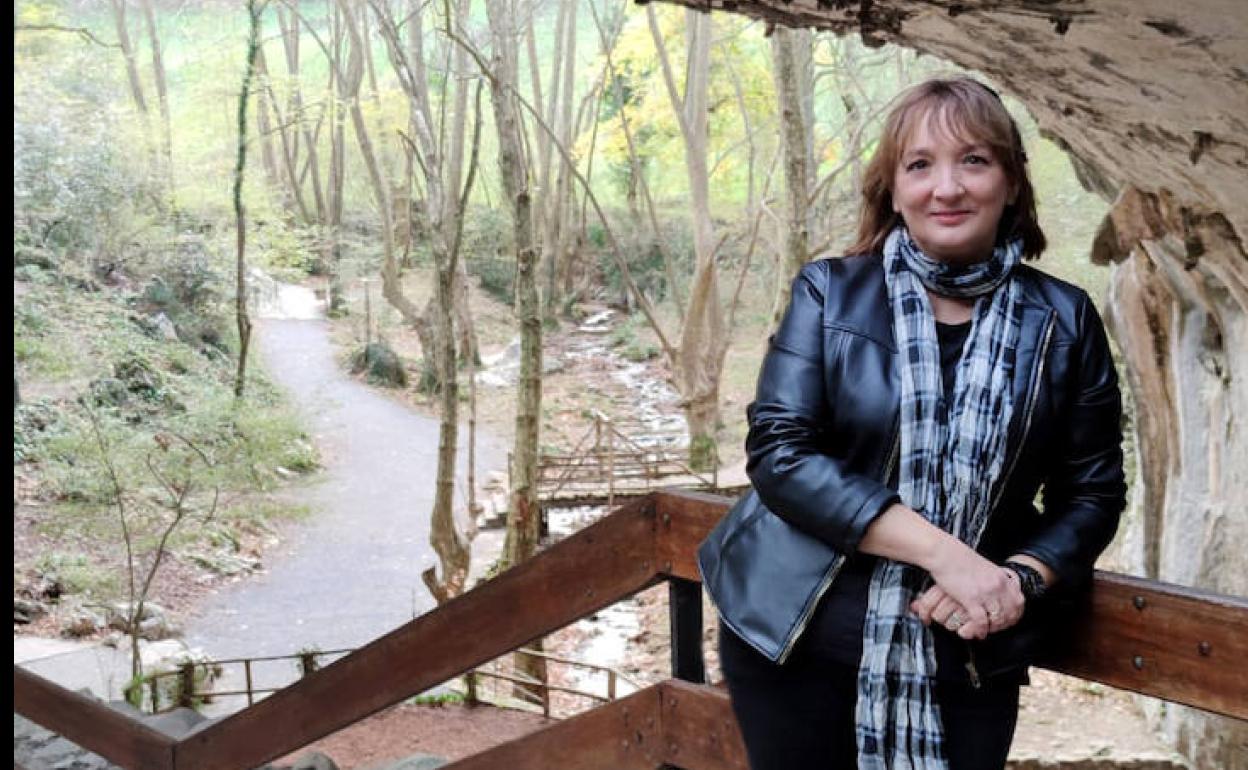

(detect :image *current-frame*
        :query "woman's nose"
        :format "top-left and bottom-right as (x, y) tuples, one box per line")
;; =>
(933, 166), (965, 198)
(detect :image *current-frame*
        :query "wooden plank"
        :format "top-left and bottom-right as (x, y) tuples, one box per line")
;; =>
(13, 666), (176, 770)
(658, 680), (748, 770)
(654, 490), (733, 581)
(440, 685), (663, 770)
(1041, 570), (1248, 720)
(175, 497), (663, 770)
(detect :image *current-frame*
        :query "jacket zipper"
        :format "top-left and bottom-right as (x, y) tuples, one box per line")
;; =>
(965, 312), (1056, 688)
(777, 421), (901, 665)
(986, 313), (1057, 518)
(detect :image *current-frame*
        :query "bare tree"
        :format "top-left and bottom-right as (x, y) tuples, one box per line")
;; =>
(768, 26), (815, 326)
(108, 0), (148, 115)
(485, 0), (546, 703)
(646, 6), (724, 470)
(137, 0), (174, 202)
(371, 0), (479, 392)
(87, 410), (218, 687)
(233, 0), (263, 399)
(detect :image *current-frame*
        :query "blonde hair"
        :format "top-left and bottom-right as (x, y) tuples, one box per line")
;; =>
(846, 77), (1046, 260)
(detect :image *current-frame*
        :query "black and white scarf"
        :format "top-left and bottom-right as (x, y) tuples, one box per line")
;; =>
(854, 226), (1024, 769)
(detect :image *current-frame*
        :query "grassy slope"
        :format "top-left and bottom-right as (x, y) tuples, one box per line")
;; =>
(14, 272), (317, 621)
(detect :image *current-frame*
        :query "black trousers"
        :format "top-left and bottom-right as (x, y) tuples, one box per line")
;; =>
(720, 623), (1020, 770)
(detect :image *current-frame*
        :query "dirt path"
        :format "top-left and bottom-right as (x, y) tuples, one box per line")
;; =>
(183, 285), (507, 666)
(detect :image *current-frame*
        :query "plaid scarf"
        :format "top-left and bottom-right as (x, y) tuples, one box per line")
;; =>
(854, 227), (1024, 769)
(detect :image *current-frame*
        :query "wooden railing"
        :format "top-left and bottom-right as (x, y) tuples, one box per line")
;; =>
(14, 490), (1248, 770)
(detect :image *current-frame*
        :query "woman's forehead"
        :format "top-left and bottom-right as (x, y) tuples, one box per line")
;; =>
(898, 103), (991, 153)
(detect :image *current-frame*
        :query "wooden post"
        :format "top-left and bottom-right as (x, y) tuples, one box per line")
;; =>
(148, 678), (159, 713)
(607, 669), (617, 700)
(244, 659), (254, 706)
(363, 278), (373, 347)
(465, 670), (478, 706)
(178, 663), (195, 709)
(606, 418), (615, 508)
(669, 578), (705, 683)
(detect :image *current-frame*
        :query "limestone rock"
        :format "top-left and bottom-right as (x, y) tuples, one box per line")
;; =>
(14, 597), (49, 624)
(61, 608), (105, 638)
(367, 755), (447, 770)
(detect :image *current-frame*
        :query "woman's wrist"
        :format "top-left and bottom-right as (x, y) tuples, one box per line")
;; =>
(1004, 553), (1056, 588)
(860, 503), (965, 573)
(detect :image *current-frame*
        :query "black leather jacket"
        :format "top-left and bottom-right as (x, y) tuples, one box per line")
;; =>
(699, 254), (1126, 673)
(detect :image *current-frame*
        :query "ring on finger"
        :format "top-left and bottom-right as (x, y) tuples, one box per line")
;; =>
(946, 611), (964, 631)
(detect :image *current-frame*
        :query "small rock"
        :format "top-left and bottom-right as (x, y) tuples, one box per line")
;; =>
(187, 549), (261, 576)
(369, 755), (447, 770)
(62, 608), (104, 638)
(106, 601), (168, 632)
(14, 597), (48, 624)
(151, 312), (179, 341)
(138, 614), (180, 641)
(289, 751), (342, 770)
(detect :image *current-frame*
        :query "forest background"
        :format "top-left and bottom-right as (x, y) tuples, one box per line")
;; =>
(13, 0), (1115, 644)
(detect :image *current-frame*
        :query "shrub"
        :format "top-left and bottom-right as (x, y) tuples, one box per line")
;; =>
(350, 342), (408, 388)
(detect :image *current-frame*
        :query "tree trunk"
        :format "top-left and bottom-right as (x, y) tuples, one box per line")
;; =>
(652, 7), (725, 472)
(487, 0), (546, 703)
(769, 26), (814, 327)
(234, 0), (262, 398)
(537, 0), (570, 313)
(1096, 186), (1248, 770)
(137, 0), (174, 202)
(551, 0), (579, 305)
(109, 0), (148, 115)
(252, 51), (285, 204)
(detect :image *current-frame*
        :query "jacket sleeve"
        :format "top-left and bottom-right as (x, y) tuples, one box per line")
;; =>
(745, 261), (900, 553)
(1019, 294), (1127, 588)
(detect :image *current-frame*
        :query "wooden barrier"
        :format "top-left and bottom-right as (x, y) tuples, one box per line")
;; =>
(14, 490), (1248, 770)
(13, 667), (176, 770)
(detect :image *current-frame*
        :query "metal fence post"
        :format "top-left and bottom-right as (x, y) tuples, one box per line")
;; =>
(669, 578), (705, 683)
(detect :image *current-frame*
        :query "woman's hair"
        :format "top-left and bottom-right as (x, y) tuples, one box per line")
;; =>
(845, 76), (1047, 260)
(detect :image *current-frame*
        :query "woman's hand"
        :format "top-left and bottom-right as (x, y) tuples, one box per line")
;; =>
(858, 503), (1027, 638)
(923, 544), (1026, 639)
(910, 576), (1025, 637)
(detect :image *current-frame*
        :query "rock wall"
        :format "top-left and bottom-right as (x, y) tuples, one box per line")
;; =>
(654, 1), (1248, 767)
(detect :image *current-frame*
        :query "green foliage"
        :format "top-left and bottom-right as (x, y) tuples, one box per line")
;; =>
(463, 206), (516, 305)
(13, 44), (155, 266)
(34, 551), (117, 598)
(254, 223), (321, 280)
(608, 313), (660, 362)
(595, 213), (692, 305)
(350, 341), (409, 388)
(407, 690), (467, 707)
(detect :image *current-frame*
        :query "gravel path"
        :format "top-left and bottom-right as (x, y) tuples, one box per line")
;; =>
(183, 286), (507, 666)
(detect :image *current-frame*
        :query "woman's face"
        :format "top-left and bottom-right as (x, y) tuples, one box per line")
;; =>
(891, 113), (1017, 264)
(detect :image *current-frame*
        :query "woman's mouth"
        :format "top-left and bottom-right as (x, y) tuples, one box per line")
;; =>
(931, 210), (972, 225)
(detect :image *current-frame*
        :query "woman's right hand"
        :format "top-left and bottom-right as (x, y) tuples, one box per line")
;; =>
(923, 541), (1024, 639)
(858, 502), (1024, 638)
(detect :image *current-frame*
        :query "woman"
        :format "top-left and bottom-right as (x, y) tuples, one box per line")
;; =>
(698, 77), (1126, 770)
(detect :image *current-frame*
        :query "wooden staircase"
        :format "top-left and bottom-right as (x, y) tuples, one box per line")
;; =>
(15, 490), (1248, 770)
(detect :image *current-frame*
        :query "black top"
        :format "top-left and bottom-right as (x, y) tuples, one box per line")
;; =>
(808, 319), (1024, 685)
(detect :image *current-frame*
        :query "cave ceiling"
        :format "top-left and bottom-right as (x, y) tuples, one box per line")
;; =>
(651, 0), (1248, 248)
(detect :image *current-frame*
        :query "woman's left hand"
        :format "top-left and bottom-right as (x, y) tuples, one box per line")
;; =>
(910, 575), (1024, 634)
